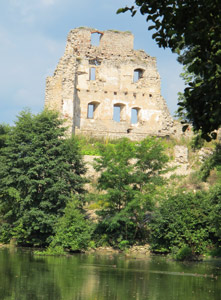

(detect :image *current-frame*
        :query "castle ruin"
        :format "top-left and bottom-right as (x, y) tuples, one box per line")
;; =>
(45, 27), (178, 140)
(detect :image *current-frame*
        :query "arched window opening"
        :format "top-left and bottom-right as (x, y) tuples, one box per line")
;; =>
(131, 108), (140, 124)
(113, 103), (125, 122)
(133, 68), (144, 83)
(90, 67), (96, 80)
(91, 32), (102, 46)
(87, 101), (99, 119)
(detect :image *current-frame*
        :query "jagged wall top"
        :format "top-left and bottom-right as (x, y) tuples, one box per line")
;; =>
(45, 27), (186, 140)
(64, 27), (134, 57)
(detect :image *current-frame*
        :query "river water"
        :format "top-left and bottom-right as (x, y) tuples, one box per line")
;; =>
(0, 247), (220, 300)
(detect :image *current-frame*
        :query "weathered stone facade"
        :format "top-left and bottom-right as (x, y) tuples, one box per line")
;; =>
(45, 27), (177, 140)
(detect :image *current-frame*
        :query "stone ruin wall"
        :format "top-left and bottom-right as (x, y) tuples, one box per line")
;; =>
(83, 145), (190, 192)
(45, 27), (184, 140)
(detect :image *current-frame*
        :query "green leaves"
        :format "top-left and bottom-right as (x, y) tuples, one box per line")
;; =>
(48, 199), (94, 252)
(149, 189), (214, 255)
(0, 110), (86, 246)
(94, 137), (168, 246)
(116, 6), (136, 15)
(199, 143), (221, 181)
(119, 0), (221, 138)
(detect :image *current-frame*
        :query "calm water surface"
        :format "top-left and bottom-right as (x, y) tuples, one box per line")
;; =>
(0, 247), (220, 300)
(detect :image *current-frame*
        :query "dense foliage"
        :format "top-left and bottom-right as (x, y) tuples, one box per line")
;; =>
(209, 184), (221, 241)
(94, 138), (169, 247)
(46, 198), (94, 254)
(0, 124), (11, 149)
(150, 191), (211, 256)
(118, 0), (221, 140)
(200, 143), (221, 181)
(0, 110), (86, 246)
(0, 110), (220, 259)
(149, 185), (221, 259)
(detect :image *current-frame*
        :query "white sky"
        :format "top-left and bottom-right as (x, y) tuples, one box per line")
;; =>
(0, 0), (184, 124)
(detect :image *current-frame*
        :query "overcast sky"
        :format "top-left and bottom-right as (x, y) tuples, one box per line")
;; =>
(0, 0), (184, 125)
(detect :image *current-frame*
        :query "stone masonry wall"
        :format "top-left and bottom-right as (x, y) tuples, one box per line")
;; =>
(83, 145), (191, 191)
(45, 27), (180, 139)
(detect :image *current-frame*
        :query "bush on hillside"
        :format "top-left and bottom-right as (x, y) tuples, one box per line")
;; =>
(149, 190), (213, 256)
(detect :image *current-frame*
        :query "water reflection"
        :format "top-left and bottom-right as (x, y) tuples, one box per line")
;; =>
(0, 248), (220, 300)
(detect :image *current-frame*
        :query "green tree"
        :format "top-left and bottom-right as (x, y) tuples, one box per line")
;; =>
(149, 190), (213, 257)
(0, 124), (11, 150)
(118, 1), (221, 140)
(0, 110), (86, 246)
(47, 198), (94, 253)
(94, 138), (169, 247)
(208, 184), (221, 243)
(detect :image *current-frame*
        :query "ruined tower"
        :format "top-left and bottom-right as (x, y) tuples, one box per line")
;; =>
(45, 27), (174, 139)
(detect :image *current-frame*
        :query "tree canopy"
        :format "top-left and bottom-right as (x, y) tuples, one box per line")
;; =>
(117, 0), (221, 140)
(0, 110), (86, 246)
(94, 138), (169, 247)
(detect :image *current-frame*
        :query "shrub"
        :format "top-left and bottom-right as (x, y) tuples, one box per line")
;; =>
(172, 246), (193, 261)
(119, 240), (130, 251)
(150, 190), (213, 256)
(200, 143), (221, 181)
(209, 246), (221, 257)
(208, 184), (221, 242)
(48, 199), (94, 252)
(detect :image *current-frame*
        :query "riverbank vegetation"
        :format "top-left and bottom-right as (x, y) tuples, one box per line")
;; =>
(0, 110), (220, 260)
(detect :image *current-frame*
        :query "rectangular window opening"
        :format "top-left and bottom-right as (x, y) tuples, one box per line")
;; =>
(87, 104), (94, 119)
(113, 106), (121, 122)
(131, 108), (139, 124)
(90, 67), (96, 80)
(91, 33), (101, 46)
(133, 71), (139, 83)
(133, 69), (144, 83)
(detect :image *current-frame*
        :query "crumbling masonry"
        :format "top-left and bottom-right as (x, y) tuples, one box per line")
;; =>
(45, 27), (179, 140)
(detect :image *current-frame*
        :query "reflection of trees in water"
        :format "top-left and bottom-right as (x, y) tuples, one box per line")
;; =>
(44, 254), (88, 300)
(0, 248), (61, 300)
(78, 255), (221, 300)
(84, 255), (151, 300)
(0, 248), (14, 299)
(0, 249), (94, 300)
(0, 249), (220, 300)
